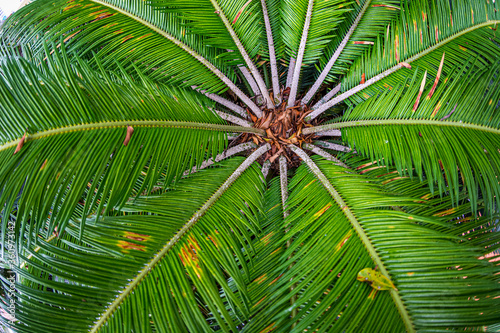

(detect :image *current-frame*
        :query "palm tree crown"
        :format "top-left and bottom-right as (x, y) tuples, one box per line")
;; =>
(0, 0), (499, 332)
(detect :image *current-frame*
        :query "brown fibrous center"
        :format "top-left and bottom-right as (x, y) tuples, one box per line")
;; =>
(238, 89), (318, 168)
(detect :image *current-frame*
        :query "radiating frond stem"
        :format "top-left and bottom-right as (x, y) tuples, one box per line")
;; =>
(305, 20), (500, 121)
(209, 0), (273, 109)
(0, 120), (265, 154)
(303, 119), (500, 135)
(260, 0), (281, 104)
(288, 0), (314, 108)
(286, 57), (296, 88)
(279, 155), (297, 326)
(302, 0), (371, 105)
(279, 156), (289, 219)
(214, 109), (253, 127)
(302, 143), (349, 168)
(90, 143), (271, 333)
(315, 130), (341, 137)
(193, 86), (248, 118)
(238, 65), (263, 105)
(90, 0), (263, 117)
(314, 140), (352, 153)
(312, 83), (341, 109)
(261, 160), (271, 179)
(183, 142), (257, 176)
(289, 145), (415, 333)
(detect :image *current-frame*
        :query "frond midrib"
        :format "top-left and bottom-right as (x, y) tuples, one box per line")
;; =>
(306, 20), (500, 121)
(303, 119), (500, 135)
(89, 144), (271, 333)
(289, 145), (415, 333)
(0, 120), (265, 153)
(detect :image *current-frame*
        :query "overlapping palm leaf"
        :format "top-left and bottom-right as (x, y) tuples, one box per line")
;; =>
(0, 0), (237, 94)
(336, 62), (500, 214)
(1, 157), (267, 332)
(245, 156), (499, 332)
(0, 49), (241, 252)
(0, 0), (499, 332)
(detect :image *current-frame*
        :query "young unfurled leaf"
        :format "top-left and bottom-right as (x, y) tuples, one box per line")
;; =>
(357, 268), (397, 290)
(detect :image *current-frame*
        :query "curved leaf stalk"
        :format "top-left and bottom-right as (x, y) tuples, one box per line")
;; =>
(0, 120), (265, 154)
(261, 160), (271, 179)
(183, 142), (257, 176)
(303, 118), (500, 136)
(91, 0), (263, 117)
(214, 109), (253, 127)
(286, 57), (296, 88)
(313, 83), (341, 109)
(313, 140), (352, 153)
(90, 143), (271, 333)
(261, 0), (281, 103)
(305, 20), (500, 121)
(315, 129), (341, 137)
(302, 0), (371, 105)
(209, 0), (273, 108)
(238, 65), (264, 105)
(288, 0), (314, 108)
(280, 155), (298, 327)
(302, 143), (349, 169)
(193, 86), (248, 118)
(289, 145), (415, 333)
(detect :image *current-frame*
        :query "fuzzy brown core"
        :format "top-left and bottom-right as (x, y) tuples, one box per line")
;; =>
(238, 89), (318, 168)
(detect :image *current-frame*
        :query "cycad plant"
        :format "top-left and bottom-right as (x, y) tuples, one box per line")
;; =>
(0, 0), (499, 332)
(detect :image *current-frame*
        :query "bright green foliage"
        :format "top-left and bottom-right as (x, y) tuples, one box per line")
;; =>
(0, 0), (499, 332)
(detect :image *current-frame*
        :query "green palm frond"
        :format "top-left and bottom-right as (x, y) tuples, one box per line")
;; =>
(343, 0), (499, 94)
(150, 0), (265, 60)
(306, 61), (500, 215)
(306, 0), (498, 120)
(0, 155), (268, 333)
(246, 155), (499, 332)
(355, 157), (500, 256)
(0, 0), (236, 94)
(1, 0), (499, 332)
(281, 0), (348, 66)
(0, 49), (266, 250)
(314, 0), (401, 83)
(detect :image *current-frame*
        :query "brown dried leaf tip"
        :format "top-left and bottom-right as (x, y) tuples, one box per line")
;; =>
(413, 70), (427, 112)
(14, 133), (26, 155)
(123, 125), (134, 146)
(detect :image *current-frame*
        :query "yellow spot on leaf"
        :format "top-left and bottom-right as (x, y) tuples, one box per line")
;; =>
(314, 203), (332, 218)
(357, 268), (397, 291)
(117, 240), (146, 252)
(124, 231), (150, 242)
(431, 101), (442, 118)
(259, 322), (275, 333)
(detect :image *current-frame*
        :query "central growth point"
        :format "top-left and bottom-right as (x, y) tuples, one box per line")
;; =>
(241, 90), (317, 166)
